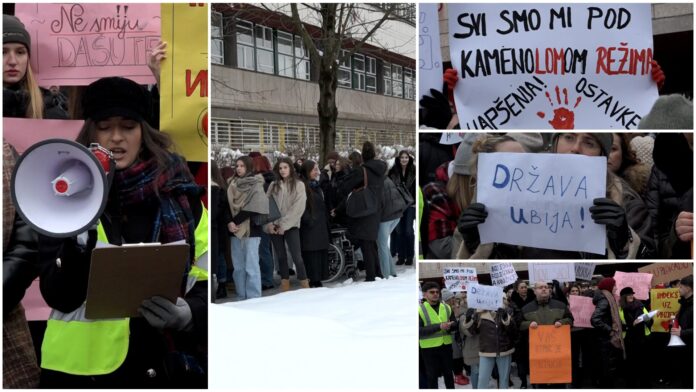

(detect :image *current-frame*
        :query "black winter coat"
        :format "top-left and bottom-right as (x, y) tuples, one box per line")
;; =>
(38, 188), (206, 387)
(339, 159), (386, 241)
(676, 295), (693, 347)
(300, 183), (330, 251)
(591, 290), (616, 338)
(645, 135), (693, 259)
(3, 86), (68, 119)
(621, 301), (653, 345)
(389, 162), (416, 199)
(211, 184), (232, 266)
(419, 134), (454, 187)
(3, 213), (39, 318)
(381, 176), (407, 222)
(510, 290), (536, 311)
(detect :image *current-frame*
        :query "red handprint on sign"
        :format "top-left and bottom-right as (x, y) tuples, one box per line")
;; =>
(536, 86), (582, 130)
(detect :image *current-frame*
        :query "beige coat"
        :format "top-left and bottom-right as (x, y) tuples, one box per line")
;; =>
(267, 179), (307, 232)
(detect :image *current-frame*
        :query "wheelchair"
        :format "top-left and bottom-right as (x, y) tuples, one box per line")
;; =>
(322, 225), (361, 283)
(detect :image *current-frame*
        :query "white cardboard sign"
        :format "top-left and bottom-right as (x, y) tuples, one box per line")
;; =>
(528, 263), (577, 284)
(447, 4), (658, 129)
(419, 3), (444, 99)
(574, 262), (596, 281)
(490, 263), (519, 287)
(476, 152), (606, 254)
(443, 267), (478, 292)
(467, 283), (504, 311)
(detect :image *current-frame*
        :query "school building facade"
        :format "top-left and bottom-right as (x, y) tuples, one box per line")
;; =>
(211, 3), (417, 155)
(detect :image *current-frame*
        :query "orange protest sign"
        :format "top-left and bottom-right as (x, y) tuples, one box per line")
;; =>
(529, 325), (572, 384)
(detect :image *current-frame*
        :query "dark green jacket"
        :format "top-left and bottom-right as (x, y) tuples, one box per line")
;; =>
(519, 299), (573, 330)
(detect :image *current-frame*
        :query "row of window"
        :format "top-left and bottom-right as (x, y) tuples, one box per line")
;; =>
(212, 13), (415, 100)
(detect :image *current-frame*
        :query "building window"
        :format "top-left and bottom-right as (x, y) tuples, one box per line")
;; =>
(352, 54), (365, 91)
(236, 20), (254, 70)
(383, 62), (392, 96)
(365, 56), (377, 93)
(277, 31), (294, 78)
(255, 25), (274, 74)
(211, 12), (224, 65)
(294, 36), (310, 80)
(404, 67), (414, 100)
(338, 49), (351, 88)
(392, 64), (403, 98)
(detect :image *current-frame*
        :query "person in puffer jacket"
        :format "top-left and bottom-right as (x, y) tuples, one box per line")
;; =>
(465, 294), (517, 389)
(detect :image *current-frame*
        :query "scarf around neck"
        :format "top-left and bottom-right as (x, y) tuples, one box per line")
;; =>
(111, 154), (202, 264)
(601, 289), (626, 358)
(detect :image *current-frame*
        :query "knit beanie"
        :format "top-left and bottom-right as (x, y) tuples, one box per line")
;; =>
(630, 135), (654, 167)
(441, 288), (455, 302)
(82, 77), (151, 122)
(638, 94), (693, 130)
(552, 133), (613, 157)
(3, 15), (30, 54)
(452, 133), (479, 176)
(597, 277), (616, 292)
(507, 133), (544, 152)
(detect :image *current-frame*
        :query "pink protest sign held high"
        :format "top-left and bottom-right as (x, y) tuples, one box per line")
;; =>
(15, 3), (160, 86)
(568, 294), (594, 328)
(613, 271), (653, 300)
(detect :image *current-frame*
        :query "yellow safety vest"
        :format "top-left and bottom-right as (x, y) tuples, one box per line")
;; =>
(619, 307), (651, 338)
(418, 302), (453, 349)
(42, 205), (209, 375)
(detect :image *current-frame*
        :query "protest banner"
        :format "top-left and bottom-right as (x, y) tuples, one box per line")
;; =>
(529, 325), (572, 384)
(467, 283), (503, 311)
(650, 288), (680, 333)
(21, 279), (51, 321)
(439, 132), (463, 145)
(614, 271), (652, 300)
(638, 263), (693, 286)
(490, 263), (518, 287)
(477, 152), (606, 254)
(160, 3), (208, 162)
(574, 262), (596, 281)
(3, 118), (83, 154)
(568, 295), (594, 328)
(443, 267), (478, 292)
(447, 4), (658, 129)
(419, 3), (444, 99)
(528, 263), (576, 283)
(15, 3), (160, 86)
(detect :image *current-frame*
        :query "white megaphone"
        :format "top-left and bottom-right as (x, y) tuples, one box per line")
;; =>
(11, 139), (114, 238)
(667, 317), (686, 347)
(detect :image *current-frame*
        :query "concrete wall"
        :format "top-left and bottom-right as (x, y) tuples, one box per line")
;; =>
(212, 65), (415, 129)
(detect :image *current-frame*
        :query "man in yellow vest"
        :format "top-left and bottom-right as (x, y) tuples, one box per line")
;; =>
(419, 281), (457, 389)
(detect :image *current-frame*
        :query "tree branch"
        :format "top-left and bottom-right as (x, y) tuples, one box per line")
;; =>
(290, 3), (321, 65)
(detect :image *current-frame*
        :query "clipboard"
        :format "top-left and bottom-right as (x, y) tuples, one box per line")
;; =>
(85, 242), (190, 319)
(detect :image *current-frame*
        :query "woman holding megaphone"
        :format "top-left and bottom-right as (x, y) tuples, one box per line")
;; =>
(36, 77), (207, 388)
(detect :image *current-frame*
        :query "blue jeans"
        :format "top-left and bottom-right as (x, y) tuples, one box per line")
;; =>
(258, 231), (274, 287)
(378, 218), (399, 278)
(470, 362), (480, 389)
(478, 354), (511, 389)
(231, 236), (261, 300)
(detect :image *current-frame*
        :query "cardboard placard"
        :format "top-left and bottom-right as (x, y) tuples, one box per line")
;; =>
(649, 288), (681, 333)
(490, 262), (519, 287)
(568, 294), (594, 328)
(529, 325), (572, 384)
(443, 267), (478, 292)
(638, 263), (693, 286)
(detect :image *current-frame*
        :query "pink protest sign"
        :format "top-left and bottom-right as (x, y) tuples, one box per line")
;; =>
(3, 118), (83, 154)
(21, 279), (52, 321)
(568, 295), (594, 328)
(15, 3), (160, 86)
(614, 271), (653, 300)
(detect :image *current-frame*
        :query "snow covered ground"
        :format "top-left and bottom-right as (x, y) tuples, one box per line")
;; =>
(210, 269), (418, 389)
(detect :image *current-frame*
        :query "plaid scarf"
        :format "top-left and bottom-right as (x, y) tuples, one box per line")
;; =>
(113, 154), (202, 265)
(422, 180), (460, 242)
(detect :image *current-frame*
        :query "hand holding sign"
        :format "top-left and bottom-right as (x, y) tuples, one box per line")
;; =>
(458, 203), (488, 251)
(590, 198), (629, 254)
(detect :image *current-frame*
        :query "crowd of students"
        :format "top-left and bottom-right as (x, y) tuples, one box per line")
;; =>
(419, 274), (693, 389)
(211, 142), (417, 301)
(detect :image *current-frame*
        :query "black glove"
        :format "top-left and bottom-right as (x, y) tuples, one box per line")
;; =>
(419, 82), (452, 130)
(590, 198), (629, 254)
(465, 307), (476, 322)
(506, 307), (514, 316)
(3, 88), (29, 118)
(458, 203), (488, 252)
(37, 231), (97, 265)
(497, 307), (506, 314)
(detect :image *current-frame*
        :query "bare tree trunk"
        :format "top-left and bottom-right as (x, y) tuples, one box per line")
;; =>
(317, 55), (338, 167)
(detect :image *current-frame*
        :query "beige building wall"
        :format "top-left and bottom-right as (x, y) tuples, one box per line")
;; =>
(212, 65), (415, 130)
